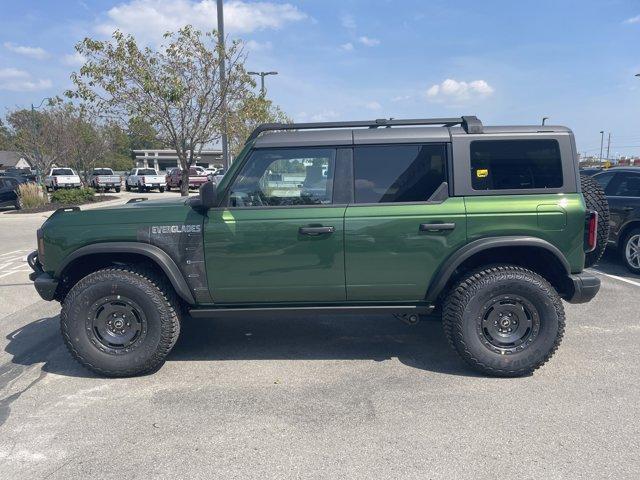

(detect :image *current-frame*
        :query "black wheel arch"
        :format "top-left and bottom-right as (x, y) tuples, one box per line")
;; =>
(425, 236), (572, 303)
(55, 242), (196, 305)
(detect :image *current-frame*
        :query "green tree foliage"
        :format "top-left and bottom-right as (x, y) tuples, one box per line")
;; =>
(0, 119), (12, 150)
(68, 26), (254, 196)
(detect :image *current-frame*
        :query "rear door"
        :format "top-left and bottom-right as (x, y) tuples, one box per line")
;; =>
(602, 172), (640, 242)
(205, 147), (347, 304)
(344, 143), (467, 301)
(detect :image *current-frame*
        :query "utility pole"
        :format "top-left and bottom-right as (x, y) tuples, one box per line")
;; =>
(606, 133), (611, 161)
(216, 0), (229, 168)
(248, 71), (278, 96)
(599, 131), (604, 163)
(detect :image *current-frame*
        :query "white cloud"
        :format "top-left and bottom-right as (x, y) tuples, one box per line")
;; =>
(3, 42), (48, 60)
(297, 109), (340, 122)
(623, 14), (640, 24)
(340, 42), (354, 51)
(364, 101), (382, 110)
(96, 0), (307, 44)
(341, 14), (356, 30)
(425, 78), (494, 104)
(358, 36), (380, 47)
(62, 51), (87, 66)
(0, 68), (52, 92)
(244, 40), (272, 52)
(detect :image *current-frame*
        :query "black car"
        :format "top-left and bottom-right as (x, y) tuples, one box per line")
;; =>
(0, 175), (29, 210)
(593, 168), (640, 273)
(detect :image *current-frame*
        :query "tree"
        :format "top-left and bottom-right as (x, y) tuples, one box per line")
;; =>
(127, 116), (163, 153)
(68, 26), (254, 196)
(104, 122), (134, 171)
(0, 119), (12, 150)
(227, 94), (290, 158)
(6, 100), (74, 176)
(66, 107), (109, 182)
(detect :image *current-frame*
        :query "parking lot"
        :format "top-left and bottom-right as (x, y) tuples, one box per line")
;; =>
(0, 192), (639, 479)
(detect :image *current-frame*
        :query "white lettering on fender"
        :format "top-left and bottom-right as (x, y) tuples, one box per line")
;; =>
(151, 225), (202, 234)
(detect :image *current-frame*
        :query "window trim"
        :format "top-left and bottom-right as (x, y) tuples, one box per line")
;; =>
(351, 142), (450, 206)
(221, 146), (341, 210)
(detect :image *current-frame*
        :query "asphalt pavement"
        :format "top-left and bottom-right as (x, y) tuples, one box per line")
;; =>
(0, 193), (639, 479)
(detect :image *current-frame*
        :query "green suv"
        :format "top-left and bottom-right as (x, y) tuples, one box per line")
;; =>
(29, 116), (606, 377)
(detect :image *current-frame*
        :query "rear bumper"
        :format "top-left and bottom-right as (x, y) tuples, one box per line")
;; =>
(565, 272), (601, 304)
(27, 251), (58, 301)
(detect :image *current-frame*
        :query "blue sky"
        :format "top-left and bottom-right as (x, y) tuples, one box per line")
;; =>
(0, 0), (639, 157)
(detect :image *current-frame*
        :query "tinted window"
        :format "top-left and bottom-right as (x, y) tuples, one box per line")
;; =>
(229, 148), (335, 207)
(593, 172), (615, 191)
(93, 168), (114, 175)
(52, 168), (74, 175)
(138, 169), (157, 175)
(471, 140), (563, 190)
(611, 173), (640, 197)
(353, 144), (446, 204)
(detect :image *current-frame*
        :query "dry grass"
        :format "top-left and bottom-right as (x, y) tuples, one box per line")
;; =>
(17, 182), (48, 209)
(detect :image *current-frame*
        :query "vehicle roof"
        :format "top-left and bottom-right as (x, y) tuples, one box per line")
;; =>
(594, 167), (640, 173)
(253, 124), (573, 148)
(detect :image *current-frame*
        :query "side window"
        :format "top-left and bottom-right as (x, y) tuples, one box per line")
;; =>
(470, 139), (563, 190)
(228, 148), (336, 207)
(593, 172), (615, 192)
(610, 173), (640, 197)
(353, 144), (446, 204)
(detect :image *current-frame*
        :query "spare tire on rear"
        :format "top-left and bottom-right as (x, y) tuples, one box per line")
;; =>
(581, 175), (609, 268)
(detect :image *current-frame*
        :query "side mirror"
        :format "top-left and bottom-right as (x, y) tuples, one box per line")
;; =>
(199, 181), (218, 209)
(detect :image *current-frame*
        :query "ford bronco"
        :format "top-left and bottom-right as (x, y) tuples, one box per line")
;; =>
(28, 116), (608, 377)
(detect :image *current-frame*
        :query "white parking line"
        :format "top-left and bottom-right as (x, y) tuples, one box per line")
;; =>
(0, 249), (26, 257)
(591, 269), (640, 288)
(0, 268), (32, 279)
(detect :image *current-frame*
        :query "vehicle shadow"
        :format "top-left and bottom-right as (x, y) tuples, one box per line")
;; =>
(4, 313), (479, 378)
(593, 248), (640, 281)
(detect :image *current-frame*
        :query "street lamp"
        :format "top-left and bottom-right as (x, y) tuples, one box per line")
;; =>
(216, 0), (229, 169)
(247, 71), (278, 96)
(541, 116), (549, 126)
(599, 131), (604, 163)
(31, 97), (52, 182)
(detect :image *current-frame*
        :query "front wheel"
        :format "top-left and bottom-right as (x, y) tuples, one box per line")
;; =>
(443, 265), (565, 377)
(61, 267), (181, 377)
(621, 228), (640, 274)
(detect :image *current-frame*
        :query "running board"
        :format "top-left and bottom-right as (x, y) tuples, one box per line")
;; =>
(189, 304), (434, 319)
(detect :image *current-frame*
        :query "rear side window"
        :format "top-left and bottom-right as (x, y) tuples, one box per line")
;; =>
(470, 140), (563, 190)
(610, 173), (640, 197)
(52, 168), (74, 175)
(353, 144), (446, 203)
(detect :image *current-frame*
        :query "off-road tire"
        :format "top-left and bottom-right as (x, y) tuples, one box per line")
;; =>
(61, 267), (181, 377)
(621, 228), (640, 274)
(443, 265), (565, 377)
(581, 175), (609, 267)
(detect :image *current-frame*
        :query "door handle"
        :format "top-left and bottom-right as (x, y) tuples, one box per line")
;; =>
(419, 223), (456, 232)
(299, 226), (335, 236)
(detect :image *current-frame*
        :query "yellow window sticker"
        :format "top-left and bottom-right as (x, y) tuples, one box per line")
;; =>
(476, 169), (489, 178)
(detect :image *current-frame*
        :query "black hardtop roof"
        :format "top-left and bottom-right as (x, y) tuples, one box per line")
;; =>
(250, 116), (572, 148)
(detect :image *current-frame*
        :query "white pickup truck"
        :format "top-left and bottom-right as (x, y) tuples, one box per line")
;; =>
(44, 168), (82, 191)
(89, 168), (121, 192)
(125, 168), (165, 193)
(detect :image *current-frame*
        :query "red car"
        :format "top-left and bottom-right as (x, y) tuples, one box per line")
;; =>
(165, 167), (209, 190)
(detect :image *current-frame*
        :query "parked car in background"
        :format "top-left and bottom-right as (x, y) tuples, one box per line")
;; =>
(125, 167), (165, 192)
(44, 168), (82, 191)
(89, 168), (121, 192)
(211, 168), (226, 184)
(4, 167), (37, 182)
(593, 168), (640, 273)
(0, 175), (29, 210)
(165, 166), (209, 190)
(579, 167), (604, 177)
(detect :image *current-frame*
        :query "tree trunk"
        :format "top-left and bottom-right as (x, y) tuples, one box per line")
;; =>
(179, 155), (190, 197)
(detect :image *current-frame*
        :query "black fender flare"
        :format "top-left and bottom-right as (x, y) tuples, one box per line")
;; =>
(56, 242), (196, 304)
(425, 236), (572, 302)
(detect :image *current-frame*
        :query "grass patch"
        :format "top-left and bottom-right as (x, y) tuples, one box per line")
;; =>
(50, 187), (96, 204)
(17, 183), (48, 209)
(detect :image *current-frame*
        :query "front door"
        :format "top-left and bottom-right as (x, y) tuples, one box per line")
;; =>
(205, 147), (346, 304)
(344, 143), (467, 301)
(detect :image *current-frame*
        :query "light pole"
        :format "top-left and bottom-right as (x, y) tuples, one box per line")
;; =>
(247, 71), (278, 96)
(541, 116), (549, 126)
(31, 97), (52, 182)
(216, 0), (229, 169)
(599, 131), (604, 163)
(606, 133), (611, 162)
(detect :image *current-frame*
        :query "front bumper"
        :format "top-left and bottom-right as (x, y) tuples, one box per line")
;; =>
(27, 251), (58, 301)
(565, 272), (601, 304)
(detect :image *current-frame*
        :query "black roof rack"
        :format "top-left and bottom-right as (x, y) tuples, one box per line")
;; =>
(246, 115), (483, 143)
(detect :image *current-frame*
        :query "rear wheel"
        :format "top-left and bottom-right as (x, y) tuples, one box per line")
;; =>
(115, 187), (121, 193)
(621, 228), (640, 274)
(125, 184), (131, 192)
(159, 186), (165, 193)
(443, 265), (565, 377)
(581, 175), (609, 267)
(14, 196), (23, 210)
(61, 267), (181, 377)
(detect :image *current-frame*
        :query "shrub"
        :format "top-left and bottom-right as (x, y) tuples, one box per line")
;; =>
(50, 187), (96, 205)
(17, 183), (48, 209)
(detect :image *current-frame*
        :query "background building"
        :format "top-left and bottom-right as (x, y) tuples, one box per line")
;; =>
(133, 149), (223, 172)
(0, 151), (32, 172)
